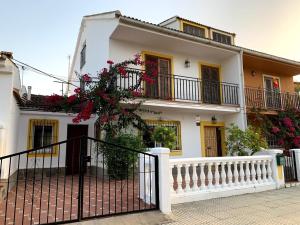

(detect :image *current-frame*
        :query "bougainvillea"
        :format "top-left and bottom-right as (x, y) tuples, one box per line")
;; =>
(252, 108), (300, 149)
(47, 54), (158, 135)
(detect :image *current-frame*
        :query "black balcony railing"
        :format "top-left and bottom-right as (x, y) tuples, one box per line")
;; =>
(117, 69), (239, 106)
(245, 87), (300, 111)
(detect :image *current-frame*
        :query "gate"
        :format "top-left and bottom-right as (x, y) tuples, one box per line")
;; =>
(0, 136), (159, 225)
(283, 150), (298, 182)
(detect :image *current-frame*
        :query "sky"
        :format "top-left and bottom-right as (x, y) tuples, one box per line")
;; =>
(2, 0), (300, 95)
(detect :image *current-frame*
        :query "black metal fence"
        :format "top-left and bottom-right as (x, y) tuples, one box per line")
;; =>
(0, 136), (158, 225)
(245, 87), (300, 110)
(283, 150), (298, 183)
(117, 69), (240, 106)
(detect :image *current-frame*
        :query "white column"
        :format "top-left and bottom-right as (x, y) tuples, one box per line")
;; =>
(290, 149), (300, 181)
(150, 148), (171, 214)
(192, 163), (198, 191)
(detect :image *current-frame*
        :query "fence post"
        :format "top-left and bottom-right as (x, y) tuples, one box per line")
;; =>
(290, 149), (300, 181)
(150, 147), (171, 214)
(255, 149), (284, 188)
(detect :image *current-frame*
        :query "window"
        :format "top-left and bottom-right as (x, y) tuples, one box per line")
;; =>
(27, 119), (59, 156)
(80, 42), (86, 69)
(212, 32), (232, 45)
(143, 120), (182, 151)
(183, 23), (206, 38)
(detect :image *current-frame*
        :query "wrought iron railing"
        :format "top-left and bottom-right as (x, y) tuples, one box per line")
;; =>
(245, 87), (300, 110)
(0, 136), (158, 225)
(117, 69), (240, 106)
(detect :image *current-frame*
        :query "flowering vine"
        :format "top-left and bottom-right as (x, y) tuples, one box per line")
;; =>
(47, 54), (158, 135)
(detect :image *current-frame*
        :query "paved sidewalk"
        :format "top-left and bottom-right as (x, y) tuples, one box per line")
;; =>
(165, 186), (300, 225)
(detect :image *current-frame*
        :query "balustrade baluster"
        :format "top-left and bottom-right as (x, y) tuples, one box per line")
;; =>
(214, 162), (220, 188)
(170, 165), (175, 194)
(221, 162), (227, 187)
(245, 161), (251, 185)
(200, 163), (206, 190)
(227, 162), (233, 186)
(267, 160), (273, 182)
(185, 164), (191, 192)
(251, 161), (257, 184)
(192, 163), (198, 191)
(176, 164), (184, 193)
(239, 161), (245, 185)
(233, 161), (239, 186)
(257, 160), (262, 184)
(262, 160), (267, 183)
(207, 163), (213, 189)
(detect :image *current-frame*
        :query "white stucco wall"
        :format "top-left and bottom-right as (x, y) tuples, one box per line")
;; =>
(16, 111), (96, 169)
(139, 107), (225, 158)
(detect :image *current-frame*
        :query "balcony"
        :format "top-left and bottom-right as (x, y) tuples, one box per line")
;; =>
(245, 87), (300, 111)
(118, 70), (239, 106)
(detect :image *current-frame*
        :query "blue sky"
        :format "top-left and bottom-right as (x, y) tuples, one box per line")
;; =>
(2, 0), (300, 94)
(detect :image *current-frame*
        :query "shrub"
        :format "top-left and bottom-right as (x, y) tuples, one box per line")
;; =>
(152, 126), (177, 150)
(226, 124), (267, 156)
(102, 133), (145, 179)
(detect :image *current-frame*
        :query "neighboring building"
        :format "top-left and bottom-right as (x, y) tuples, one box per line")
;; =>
(69, 10), (300, 158)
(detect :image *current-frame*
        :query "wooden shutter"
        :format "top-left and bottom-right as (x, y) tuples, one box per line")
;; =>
(201, 65), (221, 104)
(158, 58), (172, 99)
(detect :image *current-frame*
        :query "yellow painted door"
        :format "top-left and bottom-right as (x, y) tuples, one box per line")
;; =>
(204, 127), (218, 157)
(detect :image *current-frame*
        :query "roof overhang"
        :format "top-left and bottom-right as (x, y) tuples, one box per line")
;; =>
(243, 51), (300, 76)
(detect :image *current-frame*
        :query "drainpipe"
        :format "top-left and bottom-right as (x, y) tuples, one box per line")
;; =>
(0, 123), (4, 157)
(239, 49), (247, 130)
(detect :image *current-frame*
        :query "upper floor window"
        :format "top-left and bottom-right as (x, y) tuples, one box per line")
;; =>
(212, 32), (232, 45)
(183, 23), (206, 38)
(80, 42), (86, 69)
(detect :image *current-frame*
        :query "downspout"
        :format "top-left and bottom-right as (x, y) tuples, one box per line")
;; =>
(0, 123), (5, 157)
(239, 49), (247, 130)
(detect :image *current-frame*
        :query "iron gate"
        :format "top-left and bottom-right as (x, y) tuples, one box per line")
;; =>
(283, 150), (298, 183)
(0, 136), (159, 225)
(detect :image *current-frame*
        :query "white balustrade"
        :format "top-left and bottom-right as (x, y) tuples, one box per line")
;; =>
(169, 155), (276, 204)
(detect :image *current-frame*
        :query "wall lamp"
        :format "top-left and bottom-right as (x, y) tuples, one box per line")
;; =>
(184, 59), (191, 68)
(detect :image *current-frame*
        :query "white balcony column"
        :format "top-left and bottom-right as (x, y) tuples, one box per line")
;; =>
(150, 147), (171, 214)
(214, 162), (220, 188)
(221, 162), (227, 187)
(245, 161), (251, 185)
(184, 163), (191, 192)
(200, 163), (206, 190)
(239, 161), (245, 185)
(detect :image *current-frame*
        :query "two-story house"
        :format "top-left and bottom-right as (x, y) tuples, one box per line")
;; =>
(69, 10), (300, 157)
(69, 11), (247, 158)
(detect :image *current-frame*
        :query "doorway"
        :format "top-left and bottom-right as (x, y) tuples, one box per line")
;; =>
(144, 54), (172, 100)
(66, 124), (88, 174)
(203, 125), (224, 157)
(201, 65), (221, 104)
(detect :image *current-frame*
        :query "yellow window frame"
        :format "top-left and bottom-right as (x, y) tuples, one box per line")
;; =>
(27, 119), (59, 157)
(145, 119), (182, 156)
(179, 20), (209, 38)
(200, 121), (226, 157)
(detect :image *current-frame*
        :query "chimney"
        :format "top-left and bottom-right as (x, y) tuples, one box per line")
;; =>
(27, 86), (32, 101)
(0, 51), (13, 60)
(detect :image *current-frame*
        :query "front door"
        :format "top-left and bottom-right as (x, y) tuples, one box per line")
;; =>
(145, 55), (172, 100)
(201, 65), (221, 104)
(66, 124), (88, 174)
(204, 126), (223, 157)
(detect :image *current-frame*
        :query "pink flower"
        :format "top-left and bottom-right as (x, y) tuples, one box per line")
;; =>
(118, 67), (128, 77)
(82, 74), (92, 83)
(282, 117), (293, 127)
(74, 88), (81, 94)
(293, 136), (300, 147)
(278, 139), (284, 146)
(289, 126), (296, 132)
(107, 60), (114, 65)
(271, 126), (280, 134)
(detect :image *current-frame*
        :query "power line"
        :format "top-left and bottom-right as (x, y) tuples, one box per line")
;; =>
(12, 58), (78, 88)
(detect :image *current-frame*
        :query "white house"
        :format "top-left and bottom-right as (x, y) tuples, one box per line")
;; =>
(69, 10), (247, 158)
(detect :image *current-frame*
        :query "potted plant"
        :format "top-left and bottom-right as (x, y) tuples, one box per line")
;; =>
(152, 126), (177, 150)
